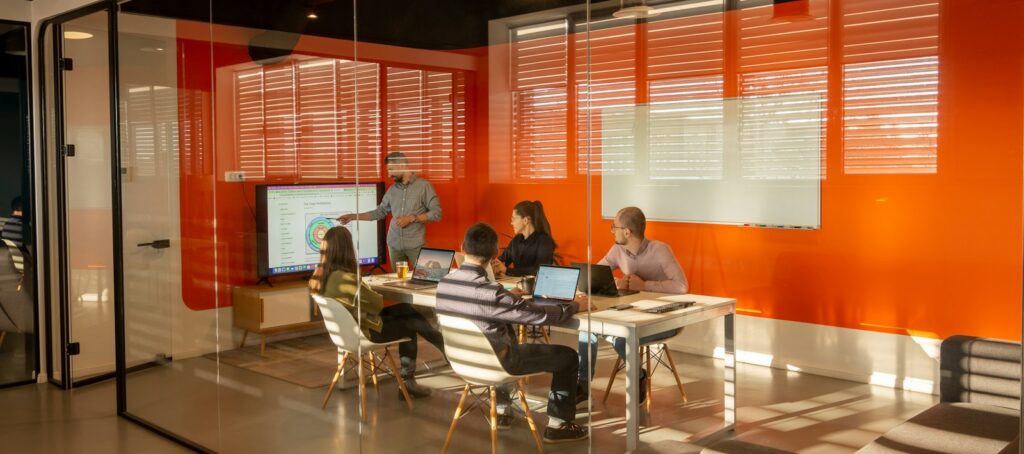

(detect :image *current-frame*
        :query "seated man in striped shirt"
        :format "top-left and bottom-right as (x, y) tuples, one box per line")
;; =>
(578, 206), (689, 404)
(436, 223), (590, 443)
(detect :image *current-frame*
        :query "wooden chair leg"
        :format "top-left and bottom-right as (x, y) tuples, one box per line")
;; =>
(369, 352), (380, 392)
(322, 362), (345, 409)
(518, 381), (544, 454)
(518, 325), (526, 344)
(441, 384), (471, 454)
(602, 356), (622, 403)
(645, 346), (652, 411)
(259, 335), (266, 356)
(358, 354), (367, 422)
(384, 349), (414, 410)
(540, 328), (551, 344)
(239, 330), (248, 348)
(490, 386), (498, 454)
(662, 344), (688, 403)
(0, 331), (6, 350)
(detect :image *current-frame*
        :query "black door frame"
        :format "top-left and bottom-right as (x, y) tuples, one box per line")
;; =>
(39, 2), (210, 451)
(0, 18), (39, 391)
(37, 0), (121, 389)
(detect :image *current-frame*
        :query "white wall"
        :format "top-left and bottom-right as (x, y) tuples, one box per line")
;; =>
(668, 315), (942, 394)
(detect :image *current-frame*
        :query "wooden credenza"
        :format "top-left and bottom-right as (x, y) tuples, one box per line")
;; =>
(233, 280), (323, 355)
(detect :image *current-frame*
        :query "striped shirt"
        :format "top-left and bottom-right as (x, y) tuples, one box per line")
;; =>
(436, 264), (579, 353)
(1, 216), (23, 249)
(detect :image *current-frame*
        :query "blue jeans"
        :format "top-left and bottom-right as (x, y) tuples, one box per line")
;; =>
(577, 329), (680, 383)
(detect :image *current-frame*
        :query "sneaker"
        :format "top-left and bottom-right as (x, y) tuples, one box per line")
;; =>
(543, 422), (589, 443)
(398, 380), (432, 400)
(496, 413), (513, 430)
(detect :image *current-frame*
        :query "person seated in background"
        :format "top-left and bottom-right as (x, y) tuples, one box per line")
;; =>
(310, 226), (445, 399)
(491, 200), (556, 277)
(577, 206), (689, 403)
(436, 223), (589, 443)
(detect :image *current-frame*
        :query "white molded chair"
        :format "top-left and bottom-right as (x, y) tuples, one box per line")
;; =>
(311, 293), (414, 420)
(2, 239), (24, 275)
(437, 314), (544, 454)
(602, 334), (688, 411)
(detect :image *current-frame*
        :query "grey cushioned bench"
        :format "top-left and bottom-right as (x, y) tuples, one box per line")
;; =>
(857, 335), (1020, 453)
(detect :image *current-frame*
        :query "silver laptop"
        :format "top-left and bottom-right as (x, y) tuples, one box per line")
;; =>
(532, 265), (581, 305)
(383, 248), (455, 290)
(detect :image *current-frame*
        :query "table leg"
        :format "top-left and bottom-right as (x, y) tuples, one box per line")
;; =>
(625, 327), (640, 452)
(724, 312), (736, 428)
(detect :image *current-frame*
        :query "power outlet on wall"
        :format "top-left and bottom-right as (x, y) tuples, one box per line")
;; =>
(224, 171), (246, 182)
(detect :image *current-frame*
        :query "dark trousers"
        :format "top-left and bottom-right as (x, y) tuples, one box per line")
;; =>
(367, 303), (445, 376)
(497, 343), (579, 423)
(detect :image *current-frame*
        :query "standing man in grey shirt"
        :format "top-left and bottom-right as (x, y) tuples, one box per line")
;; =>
(336, 152), (445, 397)
(337, 152), (442, 269)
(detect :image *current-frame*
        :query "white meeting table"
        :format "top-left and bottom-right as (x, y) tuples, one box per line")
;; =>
(363, 273), (736, 452)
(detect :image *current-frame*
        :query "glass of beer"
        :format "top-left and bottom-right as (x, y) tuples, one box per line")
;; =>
(396, 261), (409, 280)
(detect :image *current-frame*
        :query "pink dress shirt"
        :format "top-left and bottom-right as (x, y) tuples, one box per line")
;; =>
(598, 239), (688, 294)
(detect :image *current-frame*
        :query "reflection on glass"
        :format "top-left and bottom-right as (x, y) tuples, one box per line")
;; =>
(232, 58), (382, 180)
(0, 22), (35, 386)
(842, 0), (938, 175)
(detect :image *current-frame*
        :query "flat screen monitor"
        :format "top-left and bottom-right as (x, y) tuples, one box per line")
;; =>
(257, 183), (385, 277)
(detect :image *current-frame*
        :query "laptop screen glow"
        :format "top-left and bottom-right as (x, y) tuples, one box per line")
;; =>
(534, 266), (580, 300)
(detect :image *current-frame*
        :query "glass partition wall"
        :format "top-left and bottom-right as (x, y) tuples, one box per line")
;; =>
(34, 0), (1024, 452)
(0, 20), (36, 388)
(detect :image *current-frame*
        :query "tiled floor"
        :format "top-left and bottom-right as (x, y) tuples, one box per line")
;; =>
(0, 333), (936, 453)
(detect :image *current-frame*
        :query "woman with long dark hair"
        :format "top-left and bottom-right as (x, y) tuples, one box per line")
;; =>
(491, 200), (557, 277)
(310, 226), (443, 398)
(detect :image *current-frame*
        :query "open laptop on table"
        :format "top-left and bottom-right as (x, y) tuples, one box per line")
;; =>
(531, 265), (581, 305)
(382, 247), (455, 290)
(571, 262), (639, 297)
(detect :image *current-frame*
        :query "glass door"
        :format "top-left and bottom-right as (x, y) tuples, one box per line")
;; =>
(54, 9), (116, 385)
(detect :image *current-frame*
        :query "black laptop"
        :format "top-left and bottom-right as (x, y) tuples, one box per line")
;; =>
(383, 247), (455, 290)
(571, 263), (639, 297)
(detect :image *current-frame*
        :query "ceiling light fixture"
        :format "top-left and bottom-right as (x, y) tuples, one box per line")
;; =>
(613, 0), (661, 19)
(63, 31), (93, 40)
(306, 10), (319, 20)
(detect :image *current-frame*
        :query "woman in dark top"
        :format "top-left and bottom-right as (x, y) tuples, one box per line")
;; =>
(310, 226), (443, 398)
(491, 200), (556, 277)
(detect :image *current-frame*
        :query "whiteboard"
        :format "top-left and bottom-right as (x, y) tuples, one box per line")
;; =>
(596, 93), (823, 227)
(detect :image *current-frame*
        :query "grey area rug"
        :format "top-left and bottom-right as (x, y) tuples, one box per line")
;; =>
(205, 334), (339, 388)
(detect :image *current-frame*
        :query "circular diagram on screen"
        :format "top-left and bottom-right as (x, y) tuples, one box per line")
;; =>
(306, 216), (335, 253)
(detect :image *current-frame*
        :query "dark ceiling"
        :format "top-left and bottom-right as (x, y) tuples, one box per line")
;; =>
(120, 0), (590, 50)
(0, 24), (28, 81)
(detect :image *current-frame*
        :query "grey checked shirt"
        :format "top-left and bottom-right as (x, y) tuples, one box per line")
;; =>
(370, 175), (442, 250)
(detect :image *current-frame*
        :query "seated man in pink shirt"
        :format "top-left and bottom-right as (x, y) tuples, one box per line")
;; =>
(577, 207), (688, 404)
